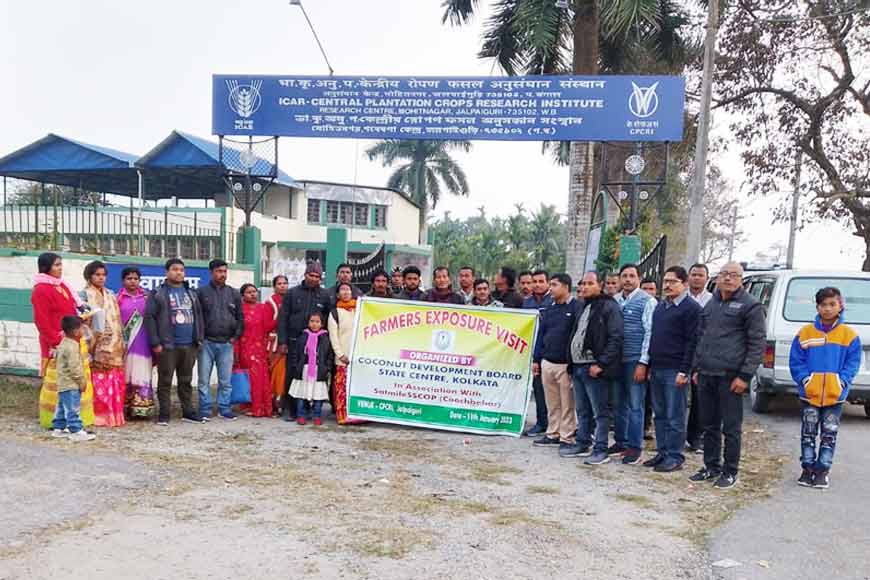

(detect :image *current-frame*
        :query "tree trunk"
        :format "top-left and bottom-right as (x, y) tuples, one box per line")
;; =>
(565, 0), (600, 282)
(415, 162), (428, 245)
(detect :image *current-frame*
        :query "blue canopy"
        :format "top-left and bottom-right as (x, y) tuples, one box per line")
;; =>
(0, 134), (140, 195)
(0, 131), (297, 200)
(136, 131), (297, 198)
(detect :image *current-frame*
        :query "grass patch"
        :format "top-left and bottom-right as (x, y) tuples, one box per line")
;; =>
(0, 377), (39, 417)
(349, 525), (433, 559)
(526, 484), (559, 495)
(489, 509), (553, 527)
(614, 493), (656, 509)
(465, 460), (522, 485)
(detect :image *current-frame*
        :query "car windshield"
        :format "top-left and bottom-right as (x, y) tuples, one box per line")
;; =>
(783, 277), (870, 324)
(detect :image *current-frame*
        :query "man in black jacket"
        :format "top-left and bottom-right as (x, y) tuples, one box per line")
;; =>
(196, 259), (244, 421)
(145, 258), (204, 426)
(690, 261), (766, 489)
(277, 261), (329, 418)
(398, 266), (425, 301)
(563, 272), (624, 464)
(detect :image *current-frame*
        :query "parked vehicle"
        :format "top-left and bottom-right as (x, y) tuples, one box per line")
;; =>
(736, 270), (870, 417)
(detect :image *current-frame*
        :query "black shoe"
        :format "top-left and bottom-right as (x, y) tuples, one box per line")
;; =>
(606, 443), (627, 456)
(714, 473), (738, 489)
(643, 453), (665, 468)
(622, 449), (643, 465)
(689, 467), (721, 483)
(558, 442), (589, 457)
(181, 413), (204, 424)
(533, 436), (561, 447)
(813, 471), (829, 489)
(523, 425), (546, 437)
(654, 460), (683, 473)
(797, 468), (815, 487)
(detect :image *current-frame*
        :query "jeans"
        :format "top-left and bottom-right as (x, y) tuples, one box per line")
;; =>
(572, 365), (611, 453)
(198, 340), (234, 416)
(612, 361), (647, 451)
(531, 374), (548, 430)
(801, 402), (843, 473)
(52, 389), (83, 433)
(296, 399), (324, 419)
(156, 345), (198, 421)
(649, 368), (687, 464)
(698, 374), (745, 476)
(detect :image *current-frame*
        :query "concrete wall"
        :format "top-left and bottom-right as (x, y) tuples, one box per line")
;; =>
(0, 251), (254, 375)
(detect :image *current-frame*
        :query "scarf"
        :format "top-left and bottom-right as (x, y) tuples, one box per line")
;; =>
(570, 303), (594, 364)
(430, 287), (455, 303)
(33, 273), (84, 307)
(304, 328), (326, 381)
(336, 298), (357, 311)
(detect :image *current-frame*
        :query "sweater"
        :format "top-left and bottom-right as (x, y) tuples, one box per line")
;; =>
(328, 307), (355, 367)
(617, 288), (655, 364)
(789, 315), (861, 407)
(648, 292), (701, 374)
(533, 297), (581, 364)
(55, 337), (85, 392)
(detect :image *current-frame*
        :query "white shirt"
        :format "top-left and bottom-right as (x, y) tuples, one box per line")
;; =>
(690, 288), (713, 308)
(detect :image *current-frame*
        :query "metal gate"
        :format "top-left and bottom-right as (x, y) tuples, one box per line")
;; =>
(348, 244), (385, 292)
(638, 235), (667, 289)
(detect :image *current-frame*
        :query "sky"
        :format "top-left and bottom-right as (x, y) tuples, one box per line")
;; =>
(0, 0), (864, 270)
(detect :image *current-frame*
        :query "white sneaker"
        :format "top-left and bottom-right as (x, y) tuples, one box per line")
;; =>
(68, 430), (96, 442)
(51, 428), (69, 438)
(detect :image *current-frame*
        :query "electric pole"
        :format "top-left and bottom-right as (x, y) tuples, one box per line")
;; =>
(685, 0), (719, 265)
(727, 204), (738, 262)
(786, 149), (802, 269)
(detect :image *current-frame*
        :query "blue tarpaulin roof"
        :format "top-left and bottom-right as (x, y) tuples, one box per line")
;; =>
(0, 131), (296, 199)
(0, 133), (140, 195)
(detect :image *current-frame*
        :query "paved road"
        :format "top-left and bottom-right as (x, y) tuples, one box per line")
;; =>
(710, 396), (870, 580)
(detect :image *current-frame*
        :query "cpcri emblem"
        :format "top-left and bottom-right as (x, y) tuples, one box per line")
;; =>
(628, 82), (660, 118)
(227, 79), (263, 119)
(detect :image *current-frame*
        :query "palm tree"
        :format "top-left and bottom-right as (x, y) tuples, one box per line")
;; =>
(365, 139), (471, 244)
(441, 0), (694, 279)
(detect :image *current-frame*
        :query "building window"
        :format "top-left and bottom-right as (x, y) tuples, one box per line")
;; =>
(180, 238), (195, 260)
(339, 202), (353, 225)
(326, 201), (340, 224)
(148, 238), (162, 257)
(354, 203), (369, 227)
(307, 198), (320, 224)
(373, 206), (387, 228)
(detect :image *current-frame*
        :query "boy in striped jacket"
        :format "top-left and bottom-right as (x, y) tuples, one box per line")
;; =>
(789, 287), (861, 489)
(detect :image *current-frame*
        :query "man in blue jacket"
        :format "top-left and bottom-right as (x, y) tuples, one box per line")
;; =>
(645, 266), (701, 473)
(531, 273), (580, 451)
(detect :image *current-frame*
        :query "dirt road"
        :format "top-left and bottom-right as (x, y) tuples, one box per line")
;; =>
(0, 381), (784, 580)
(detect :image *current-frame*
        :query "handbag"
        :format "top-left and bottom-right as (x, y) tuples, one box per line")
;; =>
(230, 369), (252, 404)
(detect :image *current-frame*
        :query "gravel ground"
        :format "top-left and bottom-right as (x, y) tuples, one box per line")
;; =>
(0, 381), (785, 580)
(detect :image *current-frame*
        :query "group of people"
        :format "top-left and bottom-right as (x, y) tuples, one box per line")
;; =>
(31, 253), (856, 489)
(530, 261), (858, 490)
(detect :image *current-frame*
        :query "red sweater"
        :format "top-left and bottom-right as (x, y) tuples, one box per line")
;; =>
(31, 282), (78, 359)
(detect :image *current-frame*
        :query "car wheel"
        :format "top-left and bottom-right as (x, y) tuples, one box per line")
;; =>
(864, 403), (870, 419)
(750, 376), (771, 414)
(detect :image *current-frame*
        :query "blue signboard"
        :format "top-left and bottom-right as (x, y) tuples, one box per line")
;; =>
(212, 75), (684, 142)
(104, 263), (210, 294)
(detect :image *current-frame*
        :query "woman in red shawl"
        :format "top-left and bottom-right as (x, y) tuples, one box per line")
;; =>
(235, 283), (274, 417)
(32, 252), (95, 429)
(266, 275), (289, 416)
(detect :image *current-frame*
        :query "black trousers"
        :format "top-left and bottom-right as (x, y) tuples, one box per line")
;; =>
(532, 374), (548, 429)
(156, 345), (198, 421)
(699, 374), (745, 476)
(686, 381), (703, 446)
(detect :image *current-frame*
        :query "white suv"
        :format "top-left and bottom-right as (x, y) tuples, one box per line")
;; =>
(740, 269), (870, 417)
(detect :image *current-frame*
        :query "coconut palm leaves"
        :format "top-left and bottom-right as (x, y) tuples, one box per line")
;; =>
(365, 140), (472, 242)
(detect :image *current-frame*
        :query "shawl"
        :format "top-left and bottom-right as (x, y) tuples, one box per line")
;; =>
(303, 328), (326, 381)
(33, 273), (84, 307)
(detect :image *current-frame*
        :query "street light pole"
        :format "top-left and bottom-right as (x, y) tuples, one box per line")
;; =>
(685, 0), (719, 265)
(289, 0), (335, 76)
